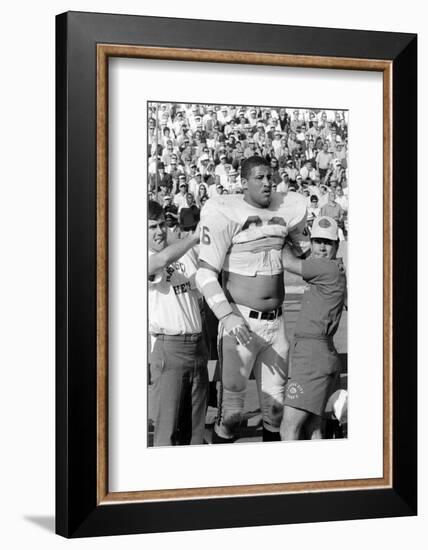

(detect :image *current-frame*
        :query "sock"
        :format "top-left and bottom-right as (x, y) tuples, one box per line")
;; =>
(212, 428), (235, 444)
(262, 427), (281, 442)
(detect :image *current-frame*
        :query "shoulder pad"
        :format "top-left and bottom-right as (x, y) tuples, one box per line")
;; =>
(202, 194), (245, 220)
(270, 191), (307, 223)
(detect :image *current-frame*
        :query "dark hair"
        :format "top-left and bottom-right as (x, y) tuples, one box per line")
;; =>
(148, 200), (164, 220)
(241, 156), (270, 181)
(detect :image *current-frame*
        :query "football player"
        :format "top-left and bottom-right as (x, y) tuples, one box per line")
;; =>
(196, 156), (310, 443)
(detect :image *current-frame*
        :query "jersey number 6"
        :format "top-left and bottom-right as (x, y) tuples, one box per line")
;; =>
(201, 226), (211, 245)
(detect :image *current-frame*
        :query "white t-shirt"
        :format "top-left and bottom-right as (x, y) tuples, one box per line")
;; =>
(173, 193), (188, 212)
(148, 248), (202, 335)
(335, 195), (349, 212)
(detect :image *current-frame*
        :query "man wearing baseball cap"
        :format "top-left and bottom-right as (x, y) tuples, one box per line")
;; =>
(173, 178), (189, 212)
(280, 216), (347, 441)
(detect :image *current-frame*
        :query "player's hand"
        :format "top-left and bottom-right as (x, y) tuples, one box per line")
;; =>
(222, 314), (252, 346)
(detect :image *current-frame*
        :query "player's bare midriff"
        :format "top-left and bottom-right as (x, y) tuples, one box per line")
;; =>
(224, 271), (285, 312)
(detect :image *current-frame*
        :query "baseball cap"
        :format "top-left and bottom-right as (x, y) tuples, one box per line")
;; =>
(311, 216), (338, 241)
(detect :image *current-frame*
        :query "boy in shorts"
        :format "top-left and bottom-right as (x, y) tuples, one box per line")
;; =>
(280, 216), (347, 440)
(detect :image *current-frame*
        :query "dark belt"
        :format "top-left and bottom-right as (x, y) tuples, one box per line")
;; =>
(248, 306), (282, 321)
(294, 333), (333, 341)
(152, 333), (202, 342)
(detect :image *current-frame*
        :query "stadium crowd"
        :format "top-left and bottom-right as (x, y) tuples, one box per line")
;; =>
(147, 103), (349, 237)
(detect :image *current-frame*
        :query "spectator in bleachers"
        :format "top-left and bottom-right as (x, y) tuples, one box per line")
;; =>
(179, 193), (200, 232)
(300, 160), (317, 182)
(334, 184), (348, 213)
(156, 181), (171, 204)
(277, 170), (290, 194)
(307, 195), (321, 228)
(320, 191), (345, 226)
(284, 158), (298, 182)
(195, 183), (208, 208)
(290, 109), (302, 132)
(316, 142), (333, 182)
(278, 107), (289, 131)
(173, 180), (189, 211)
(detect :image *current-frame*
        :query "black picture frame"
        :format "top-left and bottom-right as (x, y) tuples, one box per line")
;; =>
(56, 11), (417, 538)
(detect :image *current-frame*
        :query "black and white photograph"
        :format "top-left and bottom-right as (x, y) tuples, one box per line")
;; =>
(0, 0), (420, 545)
(147, 101), (349, 447)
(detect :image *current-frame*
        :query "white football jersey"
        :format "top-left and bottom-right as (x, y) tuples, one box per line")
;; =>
(199, 192), (309, 276)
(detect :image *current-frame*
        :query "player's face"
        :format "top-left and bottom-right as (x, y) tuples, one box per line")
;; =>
(243, 164), (273, 208)
(148, 216), (167, 252)
(311, 238), (338, 260)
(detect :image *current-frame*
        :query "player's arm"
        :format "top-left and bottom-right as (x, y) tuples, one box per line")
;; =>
(196, 260), (252, 346)
(282, 243), (303, 276)
(149, 228), (199, 277)
(286, 202), (311, 259)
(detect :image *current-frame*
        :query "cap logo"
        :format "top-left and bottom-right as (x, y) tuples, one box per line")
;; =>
(319, 218), (332, 228)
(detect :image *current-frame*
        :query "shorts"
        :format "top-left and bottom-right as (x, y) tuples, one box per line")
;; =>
(284, 335), (341, 416)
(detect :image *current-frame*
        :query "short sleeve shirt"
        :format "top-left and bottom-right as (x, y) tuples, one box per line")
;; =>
(316, 151), (332, 170)
(148, 248), (202, 335)
(320, 202), (344, 221)
(295, 257), (347, 337)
